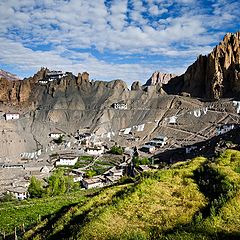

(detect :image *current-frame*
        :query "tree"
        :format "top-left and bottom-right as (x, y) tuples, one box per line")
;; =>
(132, 157), (150, 167)
(54, 136), (64, 144)
(45, 169), (74, 196)
(28, 176), (44, 198)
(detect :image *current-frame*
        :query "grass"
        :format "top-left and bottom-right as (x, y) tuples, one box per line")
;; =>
(0, 189), (98, 237)
(4, 149), (240, 240)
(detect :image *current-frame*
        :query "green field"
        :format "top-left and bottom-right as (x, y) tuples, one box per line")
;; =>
(0, 189), (98, 237)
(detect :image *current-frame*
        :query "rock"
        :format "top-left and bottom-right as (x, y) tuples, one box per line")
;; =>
(144, 71), (176, 86)
(0, 69), (21, 81)
(165, 31), (240, 99)
(131, 81), (142, 91)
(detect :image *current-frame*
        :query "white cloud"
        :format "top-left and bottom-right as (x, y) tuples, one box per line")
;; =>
(0, 0), (239, 84)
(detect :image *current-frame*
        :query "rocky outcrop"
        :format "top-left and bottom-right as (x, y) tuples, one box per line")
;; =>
(131, 81), (142, 91)
(165, 31), (240, 99)
(144, 71), (176, 86)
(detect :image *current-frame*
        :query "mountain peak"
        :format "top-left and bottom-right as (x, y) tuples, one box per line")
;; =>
(164, 31), (240, 99)
(144, 71), (177, 87)
(0, 69), (21, 81)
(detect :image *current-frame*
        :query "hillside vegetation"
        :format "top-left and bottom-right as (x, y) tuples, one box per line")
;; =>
(2, 149), (240, 239)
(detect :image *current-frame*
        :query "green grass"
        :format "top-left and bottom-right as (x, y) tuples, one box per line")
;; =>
(0, 189), (98, 236)
(4, 149), (240, 240)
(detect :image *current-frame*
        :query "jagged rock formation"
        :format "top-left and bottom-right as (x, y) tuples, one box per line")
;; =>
(144, 71), (176, 86)
(164, 31), (240, 99)
(131, 81), (142, 91)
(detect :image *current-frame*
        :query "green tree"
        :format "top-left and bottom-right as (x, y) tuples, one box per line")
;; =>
(132, 157), (150, 167)
(54, 136), (64, 144)
(28, 176), (44, 198)
(46, 169), (75, 196)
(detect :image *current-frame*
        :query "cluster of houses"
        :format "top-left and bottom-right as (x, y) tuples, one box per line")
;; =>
(3, 165), (53, 200)
(38, 70), (71, 85)
(140, 135), (167, 153)
(82, 166), (124, 189)
(216, 124), (235, 136)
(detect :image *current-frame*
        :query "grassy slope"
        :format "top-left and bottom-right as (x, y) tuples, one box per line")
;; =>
(165, 149), (240, 239)
(24, 156), (207, 240)
(4, 150), (240, 240)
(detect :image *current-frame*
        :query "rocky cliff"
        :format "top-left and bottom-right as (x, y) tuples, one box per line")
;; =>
(164, 31), (240, 99)
(144, 71), (176, 86)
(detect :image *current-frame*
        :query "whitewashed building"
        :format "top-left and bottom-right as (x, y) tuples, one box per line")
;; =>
(46, 71), (64, 81)
(140, 145), (156, 153)
(7, 187), (28, 200)
(55, 156), (78, 166)
(113, 103), (127, 110)
(86, 146), (105, 156)
(49, 133), (63, 139)
(5, 113), (20, 121)
(82, 177), (104, 189)
(38, 80), (48, 85)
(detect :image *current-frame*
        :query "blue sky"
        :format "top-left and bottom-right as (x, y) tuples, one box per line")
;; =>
(0, 0), (239, 85)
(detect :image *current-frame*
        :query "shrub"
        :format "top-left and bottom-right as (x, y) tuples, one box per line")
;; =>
(110, 146), (124, 155)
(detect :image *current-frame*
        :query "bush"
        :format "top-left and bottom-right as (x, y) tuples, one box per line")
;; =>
(132, 157), (150, 167)
(110, 146), (124, 155)
(85, 170), (97, 178)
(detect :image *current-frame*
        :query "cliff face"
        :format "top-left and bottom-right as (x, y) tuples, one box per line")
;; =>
(144, 71), (176, 86)
(165, 31), (240, 99)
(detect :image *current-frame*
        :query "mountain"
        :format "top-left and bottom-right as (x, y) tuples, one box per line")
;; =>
(0, 69), (21, 81)
(144, 71), (176, 86)
(164, 31), (240, 99)
(0, 32), (240, 160)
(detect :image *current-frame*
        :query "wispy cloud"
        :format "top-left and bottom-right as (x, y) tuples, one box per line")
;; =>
(0, 0), (239, 85)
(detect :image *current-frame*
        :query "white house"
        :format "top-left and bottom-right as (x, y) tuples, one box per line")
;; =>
(152, 135), (167, 146)
(69, 172), (83, 182)
(46, 71), (64, 81)
(5, 113), (20, 121)
(113, 103), (127, 110)
(140, 145), (156, 154)
(105, 175), (122, 184)
(86, 146), (105, 156)
(82, 177), (104, 189)
(49, 133), (63, 139)
(7, 187), (28, 200)
(138, 165), (151, 172)
(55, 156), (78, 166)
(38, 80), (48, 85)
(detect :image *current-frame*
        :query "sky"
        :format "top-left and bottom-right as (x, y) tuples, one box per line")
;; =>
(0, 0), (239, 85)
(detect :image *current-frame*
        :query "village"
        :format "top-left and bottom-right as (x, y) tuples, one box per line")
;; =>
(0, 111), (238, 201)
(0, 70), (240, 200)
